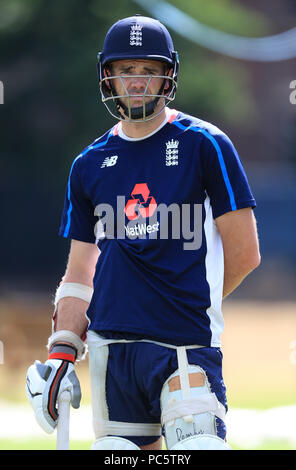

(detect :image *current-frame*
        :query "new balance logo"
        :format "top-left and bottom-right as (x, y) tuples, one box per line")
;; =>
(101, 155), (118, 168)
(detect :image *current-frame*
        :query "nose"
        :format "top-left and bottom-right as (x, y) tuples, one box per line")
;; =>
(127, 75), (150, 92)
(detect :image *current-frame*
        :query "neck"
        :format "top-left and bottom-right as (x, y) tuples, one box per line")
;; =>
(121, 106), (168, 139)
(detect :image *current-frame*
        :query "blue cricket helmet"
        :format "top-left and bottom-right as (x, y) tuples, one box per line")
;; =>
(100, 15), (177, 66)
(97, 15), (179, 121)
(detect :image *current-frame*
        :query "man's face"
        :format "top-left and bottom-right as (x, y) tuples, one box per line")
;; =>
(107, 59), (169, 112)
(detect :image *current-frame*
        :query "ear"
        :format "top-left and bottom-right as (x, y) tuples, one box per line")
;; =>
(104, 67), (112, 89)
(163, 67), (173, 92)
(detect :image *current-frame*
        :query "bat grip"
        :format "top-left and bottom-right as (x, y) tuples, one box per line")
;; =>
(56, 390), (71, 450)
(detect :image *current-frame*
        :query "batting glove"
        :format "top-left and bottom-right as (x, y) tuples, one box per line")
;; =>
(26, 344), (81, 434)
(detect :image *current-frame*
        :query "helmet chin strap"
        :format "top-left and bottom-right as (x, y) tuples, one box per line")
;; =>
(116, 97), (159, 120)
(116, 81), (166, 121)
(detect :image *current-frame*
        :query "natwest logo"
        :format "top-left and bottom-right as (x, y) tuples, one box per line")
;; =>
(124, 183), (157, 221)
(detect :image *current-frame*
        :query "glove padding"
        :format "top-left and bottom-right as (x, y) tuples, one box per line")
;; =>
(26, 344), (81, 433)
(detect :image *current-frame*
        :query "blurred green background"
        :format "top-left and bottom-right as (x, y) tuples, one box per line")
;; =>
(0, 0), (295, 297)
(0, 0), (296, 450)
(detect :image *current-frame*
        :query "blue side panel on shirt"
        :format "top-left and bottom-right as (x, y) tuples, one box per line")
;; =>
(171, 120), (237, 211)
(61, 128), (115, 238)
(63, 155), (82, 238)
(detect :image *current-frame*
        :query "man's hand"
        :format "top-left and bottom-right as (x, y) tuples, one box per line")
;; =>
(26, 344), (81, 433)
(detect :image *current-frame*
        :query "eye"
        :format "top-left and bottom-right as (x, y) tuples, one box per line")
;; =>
(144, 69), (158, 75)
(117, 67), (133, 75)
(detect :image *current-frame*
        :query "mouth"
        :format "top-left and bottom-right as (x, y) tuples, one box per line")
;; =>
(128, 92), (153, 104)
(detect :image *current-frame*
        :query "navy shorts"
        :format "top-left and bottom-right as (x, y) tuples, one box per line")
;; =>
(105, 341), (227, 447)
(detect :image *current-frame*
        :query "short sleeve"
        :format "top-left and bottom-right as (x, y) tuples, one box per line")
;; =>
(200, 129), (256, 219)
(59, 155), (97, 243)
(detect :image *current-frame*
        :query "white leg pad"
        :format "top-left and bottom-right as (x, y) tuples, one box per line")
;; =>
(91, 436), (141, 450)
(171, 434), (231, 450)
(160, 363), (227, 449)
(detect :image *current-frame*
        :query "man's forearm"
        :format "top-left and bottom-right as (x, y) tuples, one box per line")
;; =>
(222, 267), (252, 299)
(222, 257), (259, 299)
(54, 297), (89, 338)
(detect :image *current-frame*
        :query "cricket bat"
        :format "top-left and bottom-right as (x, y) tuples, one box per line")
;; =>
(56, 390), (71, 450)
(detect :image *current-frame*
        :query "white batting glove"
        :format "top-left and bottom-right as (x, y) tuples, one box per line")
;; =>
(26, 344), (81, 433)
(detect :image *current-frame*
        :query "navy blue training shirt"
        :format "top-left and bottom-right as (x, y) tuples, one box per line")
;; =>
(59, 109), (256, 346)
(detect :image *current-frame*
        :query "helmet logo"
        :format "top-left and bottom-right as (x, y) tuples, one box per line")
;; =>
(130, 24), (142, 46)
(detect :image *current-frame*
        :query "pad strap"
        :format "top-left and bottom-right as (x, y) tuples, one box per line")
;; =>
(177, 346), (191, 399)
(94, 419), (161, 437)
(161, 394), (226, 424)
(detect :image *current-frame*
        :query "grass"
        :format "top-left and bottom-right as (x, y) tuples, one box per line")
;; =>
(0, 437), (295, 451)
(0, 438), (92, 451)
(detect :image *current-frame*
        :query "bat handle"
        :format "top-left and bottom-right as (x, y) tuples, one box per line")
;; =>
(56, 390), (71, 450)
